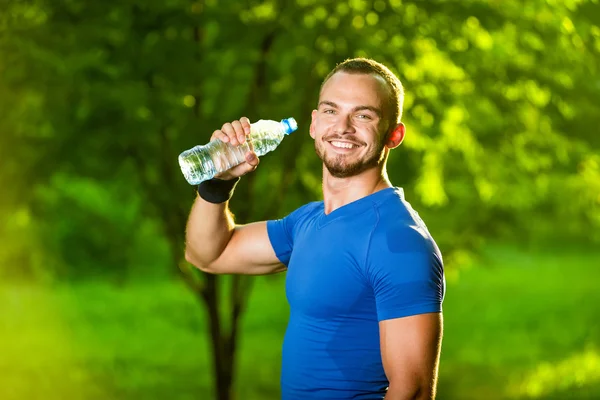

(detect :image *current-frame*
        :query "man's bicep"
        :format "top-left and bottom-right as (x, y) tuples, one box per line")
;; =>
(380, 313), (443, 399)
(208, 221), (286, 275)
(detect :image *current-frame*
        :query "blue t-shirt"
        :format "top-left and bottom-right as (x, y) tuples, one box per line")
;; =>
(267, 187), (445, 400)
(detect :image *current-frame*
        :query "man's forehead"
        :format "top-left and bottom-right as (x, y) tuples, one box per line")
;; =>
(319, 72), (389, 105)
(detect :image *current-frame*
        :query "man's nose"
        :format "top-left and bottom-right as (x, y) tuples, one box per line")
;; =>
(334, 114), (356, 134)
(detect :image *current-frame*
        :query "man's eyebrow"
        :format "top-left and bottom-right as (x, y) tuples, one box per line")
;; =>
(318, 100), (338, 108)
(354, 105), (382, 117)
(318, 101), (382, 117)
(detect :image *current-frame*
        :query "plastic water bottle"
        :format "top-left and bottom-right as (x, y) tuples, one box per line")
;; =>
(178, 117), (298, 185)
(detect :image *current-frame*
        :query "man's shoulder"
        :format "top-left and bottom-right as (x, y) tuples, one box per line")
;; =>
(270, 201), (322, 233)
(373, 188), (413, 224)
(371, 191), (440, 254)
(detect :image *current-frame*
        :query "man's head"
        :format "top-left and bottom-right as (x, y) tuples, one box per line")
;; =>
(310, 58), (406, 179)
(321, 58), (405, 130)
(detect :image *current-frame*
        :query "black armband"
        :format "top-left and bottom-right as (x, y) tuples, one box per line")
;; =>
(197, 177), (240, 204)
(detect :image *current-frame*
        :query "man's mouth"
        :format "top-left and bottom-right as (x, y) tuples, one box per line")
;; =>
(328, 140), (361, 150)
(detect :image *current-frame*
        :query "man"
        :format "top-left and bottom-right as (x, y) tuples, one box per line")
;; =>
(185, 58), (445, 400)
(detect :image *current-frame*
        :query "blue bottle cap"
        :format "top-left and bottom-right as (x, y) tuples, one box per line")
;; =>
(281, 118), (298, 135)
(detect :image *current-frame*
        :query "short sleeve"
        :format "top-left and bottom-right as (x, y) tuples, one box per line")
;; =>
(366, 227), (445, 321)
(267, 202), (319, 267)
(266, 218), (293, 266)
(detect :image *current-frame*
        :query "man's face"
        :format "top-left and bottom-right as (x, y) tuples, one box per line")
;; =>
(310, 72), (391, 178)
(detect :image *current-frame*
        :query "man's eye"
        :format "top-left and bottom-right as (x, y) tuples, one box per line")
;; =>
(357, 114), (372, 120)
(323, 109), (335, 114)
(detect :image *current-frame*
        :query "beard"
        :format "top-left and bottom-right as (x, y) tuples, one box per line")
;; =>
(315, 135), (387, 178)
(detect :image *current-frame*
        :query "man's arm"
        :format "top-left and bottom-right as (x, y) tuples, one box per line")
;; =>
(184, 117), (285, 276)
(381, 312), (443, 400)
(185, 200), (285, 275)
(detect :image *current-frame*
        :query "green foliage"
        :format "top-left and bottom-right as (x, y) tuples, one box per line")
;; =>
(33, 172), (171, 279)
(1, 0), (599, 277)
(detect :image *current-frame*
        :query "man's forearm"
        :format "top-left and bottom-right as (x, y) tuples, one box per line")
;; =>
(184, 195), (235, 268)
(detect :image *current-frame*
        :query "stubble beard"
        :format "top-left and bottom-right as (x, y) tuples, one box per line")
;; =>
(315, 137), (387, 178)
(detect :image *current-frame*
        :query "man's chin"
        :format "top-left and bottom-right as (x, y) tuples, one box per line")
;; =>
(317, 147), (382, 178)
(328, 170), (358, 179)
(323, 153), (386, 178)
(324, 162), (365, 178)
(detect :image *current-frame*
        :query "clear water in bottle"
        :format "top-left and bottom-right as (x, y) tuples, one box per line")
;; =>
(178, 118), (297, 185)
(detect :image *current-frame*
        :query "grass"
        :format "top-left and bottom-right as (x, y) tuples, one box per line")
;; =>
(438, 244), (600, 399)
(0, 244), (598, 399)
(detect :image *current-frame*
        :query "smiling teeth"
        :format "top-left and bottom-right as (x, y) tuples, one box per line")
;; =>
(331, 141), (356, 149)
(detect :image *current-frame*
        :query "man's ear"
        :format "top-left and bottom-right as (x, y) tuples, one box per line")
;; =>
(385, 123), (405, 149)
(309, 109), (317, 139)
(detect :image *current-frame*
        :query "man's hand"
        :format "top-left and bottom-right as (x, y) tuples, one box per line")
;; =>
(211, 116), (260, 180)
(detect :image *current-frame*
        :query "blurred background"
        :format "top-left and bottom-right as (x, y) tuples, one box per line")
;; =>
(1, 0), (599, 399)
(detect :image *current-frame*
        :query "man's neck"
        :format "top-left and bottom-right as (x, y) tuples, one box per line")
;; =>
(322, 167), (392, 215)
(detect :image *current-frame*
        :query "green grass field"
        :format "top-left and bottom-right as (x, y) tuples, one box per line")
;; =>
(1, 244), (598, 400)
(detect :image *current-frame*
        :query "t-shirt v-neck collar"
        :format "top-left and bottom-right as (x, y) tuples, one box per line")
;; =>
(316, 187), (403, 229)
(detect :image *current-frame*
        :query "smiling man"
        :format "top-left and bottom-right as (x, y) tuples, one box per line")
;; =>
(185, 58), (446, 400)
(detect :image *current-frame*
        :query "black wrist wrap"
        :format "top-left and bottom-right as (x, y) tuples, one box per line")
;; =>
(197, 177), (240, 204)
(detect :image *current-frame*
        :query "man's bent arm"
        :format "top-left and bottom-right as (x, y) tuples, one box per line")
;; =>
(381, 313), (443, 400)
(185, 194), (285, 275)
(184, 117), (285, 276)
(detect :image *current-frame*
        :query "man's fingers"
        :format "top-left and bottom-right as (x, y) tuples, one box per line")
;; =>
(221, 122), (239, 146)
(242, 160), (258, 174)
(220, 119), (251, 146)
(210, 130), (227, 143)
(246, 151), (259, 167)
(240, 117), (251, 135)
(218, 158), (258, 180)
(231, 120), (246, 144)
(209, 118), (258, 180)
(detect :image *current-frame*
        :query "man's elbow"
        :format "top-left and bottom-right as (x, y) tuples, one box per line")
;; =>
(185, 249), (215, 274)
(386, 381), (435, 400)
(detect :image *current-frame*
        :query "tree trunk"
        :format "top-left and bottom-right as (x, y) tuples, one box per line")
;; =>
(151, 17), (277, 400)
(201, 274), (231, 400)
